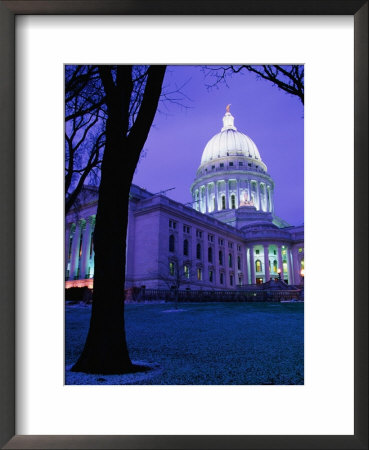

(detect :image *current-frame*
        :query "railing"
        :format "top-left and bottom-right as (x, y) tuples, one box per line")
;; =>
(128, 287), (303, 303)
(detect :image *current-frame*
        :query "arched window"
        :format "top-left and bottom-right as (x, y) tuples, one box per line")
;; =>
(231, 194), (236, 209)
(183, 239), (189, 256)
(169, 234), (175, 252)
(208, 247), (213, 263)
(237, 255), (241, 270)
(219, 250), (223, 265)
(273, 260), (277, 272)
(196, 243), (201, 259)
(228, 253), (233, 268)
(255, 260), (262, 272)
(221, 195), (226, 210)
(184, 264), (190, 279)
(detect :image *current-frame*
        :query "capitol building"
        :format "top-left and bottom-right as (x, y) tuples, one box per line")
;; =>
(65, 108), (304, 291)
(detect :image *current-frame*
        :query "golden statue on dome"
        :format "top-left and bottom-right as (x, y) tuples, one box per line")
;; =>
(226, 104), (231, 113)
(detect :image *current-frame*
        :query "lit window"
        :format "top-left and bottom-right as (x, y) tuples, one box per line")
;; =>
(169, 235), (175, 252)
(273, 260), (278, 272)
(184, 265), (190, 279)
(299, 248), (303, 253)
(169, 261), (176, 276)
(197, 268), (202, 281)
(255, 260), (262, 272)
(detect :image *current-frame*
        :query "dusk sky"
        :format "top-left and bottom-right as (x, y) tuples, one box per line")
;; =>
(132, 66), (304, 226)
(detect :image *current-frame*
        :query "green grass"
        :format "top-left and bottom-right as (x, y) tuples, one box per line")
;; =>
(66, 302), (304, 385)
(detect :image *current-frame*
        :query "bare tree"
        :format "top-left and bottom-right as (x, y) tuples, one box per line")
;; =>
(65, 65), (106, 214)
(156, 257), (195, 309)
(71, 65), (167, 374)
(204, 65), (304, 104)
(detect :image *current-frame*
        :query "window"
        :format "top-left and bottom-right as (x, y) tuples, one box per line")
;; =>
(184, 265), (190, 279)
(238, 276), (242, 285)
(219, 250), (223, 265)
(237, 245), (241, 252)
(208, 234), (214, 242)
(237, 255), (241, 270)
(218, 238), (224, 246)
(228, 253), (233, 268)
(221, 195), (226, 210)
(209, 270), (213, 283)
(197, 268), (202, 281)
(212, 165), (215, 169)
(196, 229), (203, 238)
(196, 243), (201, 259)
(220, 272), (224, 284)
(230, 275), (234, 286)
(255, 260), (262, 272)
(231, 194), (236, 209)
(169, 220), (177, 229)
(229, 162), (234, 166)
(183, 239), (189, 256)
(169, 261), (176, 276)
(239, 162), (243, 166)
(273, 260), (278, 272)
(273, 250), (277, 255)
(255, 249), (260, 255)
(248, 163), (252, 167)
(183, 225), (190, 233)
(228, 242), (233, 249)
(220, 163), (224, 168)
(208, 247), (213, 263)
(169, 234), (175, 252)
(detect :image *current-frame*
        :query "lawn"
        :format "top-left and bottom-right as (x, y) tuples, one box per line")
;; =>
(65, 302), (304, 385)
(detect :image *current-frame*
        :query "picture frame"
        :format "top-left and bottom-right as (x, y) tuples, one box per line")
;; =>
(0, 1), (367, 448)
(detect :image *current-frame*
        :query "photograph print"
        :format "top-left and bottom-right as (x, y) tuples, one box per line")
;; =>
(65, 65), (304, 385)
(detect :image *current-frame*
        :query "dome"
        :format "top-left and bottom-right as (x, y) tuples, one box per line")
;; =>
(200, 110), (262, 165)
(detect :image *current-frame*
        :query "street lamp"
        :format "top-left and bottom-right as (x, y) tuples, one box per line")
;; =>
(277, 268), (281, 280)
(300, 268), (304, 284)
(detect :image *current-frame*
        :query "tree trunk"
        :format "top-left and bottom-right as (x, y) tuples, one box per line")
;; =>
(72, 65), (166, 374)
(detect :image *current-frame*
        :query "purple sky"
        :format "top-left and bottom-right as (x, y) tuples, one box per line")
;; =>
(133, 66), (304, 226)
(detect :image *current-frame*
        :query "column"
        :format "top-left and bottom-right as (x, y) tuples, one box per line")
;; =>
(236, 180), (240, 208)
(247, 180), (251, 203)
(225, 180), (229, 209)
(65, 224), (71, 269)
(292, 247), (301, 284)
(214, 182), (218, 211)
(256, 182), (261, 210)
(270, 189), (275, 213)
(80, 217), (94, 279)
(249, 246), (256, 284)
(244, 248), (249, 285)
(204, 186), (208, 213)
(277, 244), (284, 280)
(286, 247), (293, 284)
(263, 244), (270, 282)
(69, 221), (82, 280)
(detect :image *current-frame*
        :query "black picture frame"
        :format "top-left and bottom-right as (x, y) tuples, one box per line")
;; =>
(0, 1), (367, 449)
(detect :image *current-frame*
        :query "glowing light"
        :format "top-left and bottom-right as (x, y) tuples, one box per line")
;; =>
(277, 268), (281, 274)
(300, 269), (305, 277)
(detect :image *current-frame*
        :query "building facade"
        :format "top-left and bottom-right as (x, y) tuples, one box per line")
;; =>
(65, 109), (304, 291)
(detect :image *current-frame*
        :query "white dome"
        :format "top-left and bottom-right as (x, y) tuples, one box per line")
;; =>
(200, 111), (262, 165)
